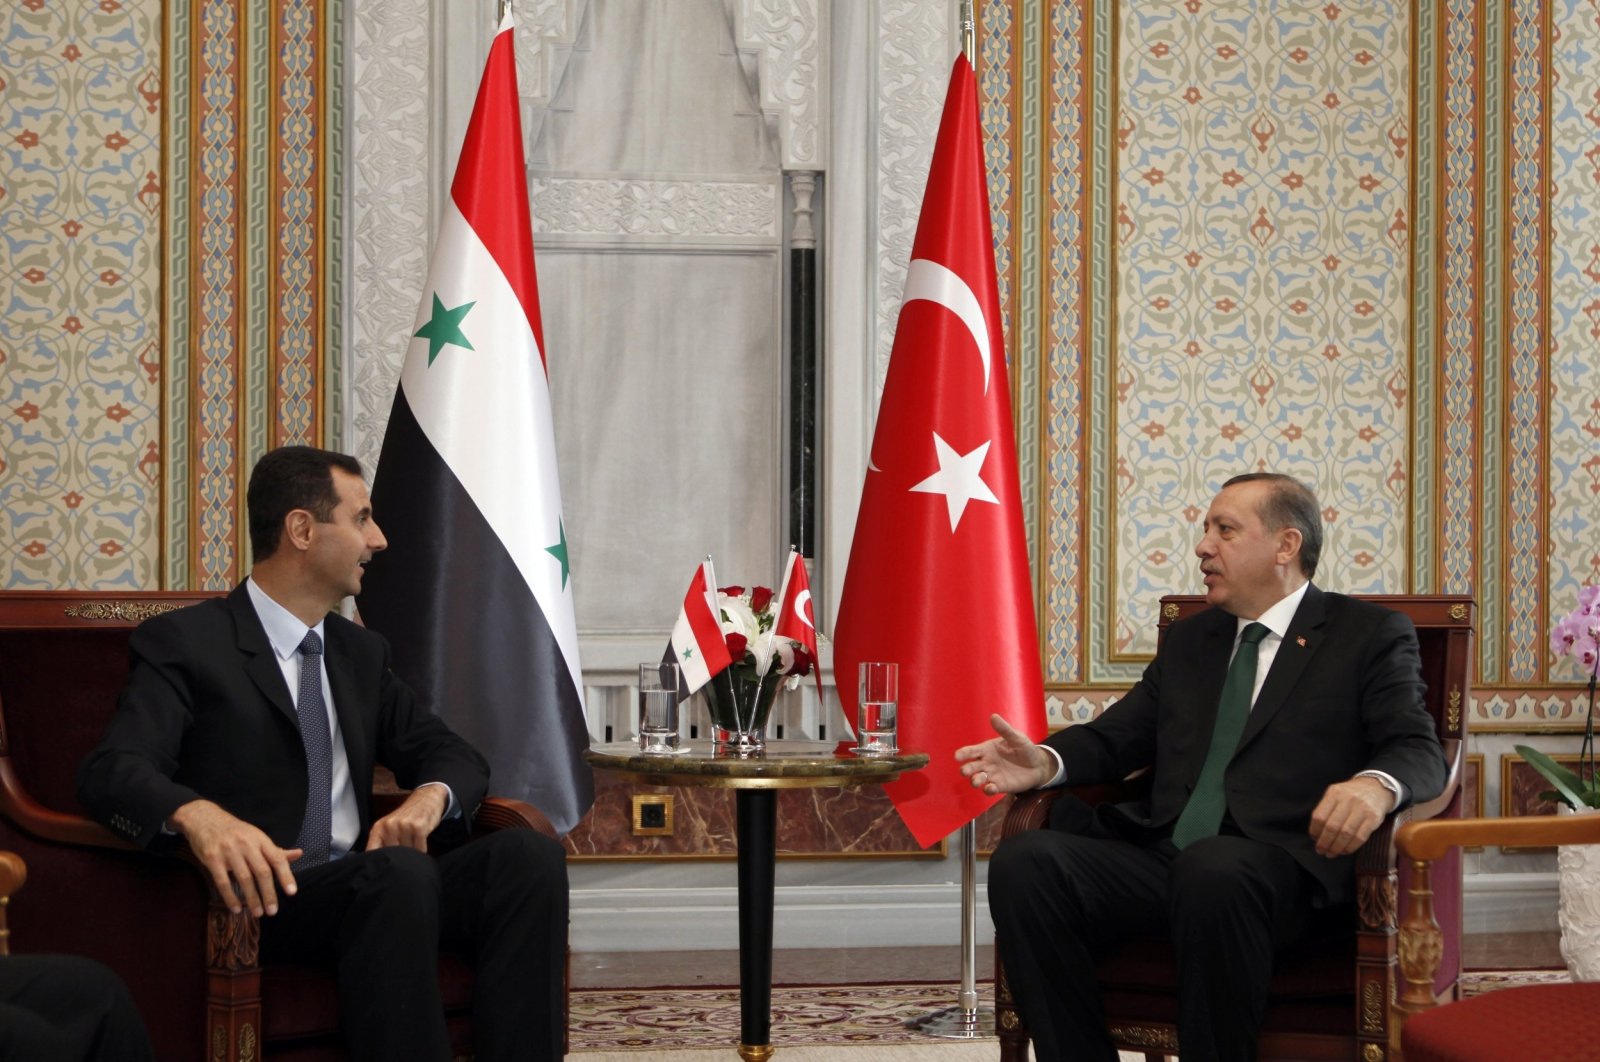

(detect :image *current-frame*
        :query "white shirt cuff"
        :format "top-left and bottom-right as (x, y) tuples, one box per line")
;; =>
(415, 781), (461, 820)
(1354, 770), (1405, 812)
(1040, 745), (1066, 788)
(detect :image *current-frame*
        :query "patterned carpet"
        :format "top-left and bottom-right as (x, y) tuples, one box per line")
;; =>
(569, 970), (1572, 1054)
(1459, 968), (1571, 996)
(570, 981), (996, 1052)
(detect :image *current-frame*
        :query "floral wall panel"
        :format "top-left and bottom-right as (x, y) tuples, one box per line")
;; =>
(1548, 0), (1600, 685)
(172, 0), (337, 590)
(1110, 1), (1412, 657)
(0, 1), (162, 589)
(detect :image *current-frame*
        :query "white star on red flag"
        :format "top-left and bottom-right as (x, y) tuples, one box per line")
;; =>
(910, 433), (999, 531)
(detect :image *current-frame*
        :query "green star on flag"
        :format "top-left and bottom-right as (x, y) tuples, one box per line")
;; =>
(415, 293), (476, 365)
(545, 519), (571, 589)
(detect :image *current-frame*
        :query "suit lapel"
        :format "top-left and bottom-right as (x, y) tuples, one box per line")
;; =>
(323, 622), (370, 781)
(227, 585), (297, 724)
(1180, 609), (1239, 770)
(1237, 583), (1326, 748)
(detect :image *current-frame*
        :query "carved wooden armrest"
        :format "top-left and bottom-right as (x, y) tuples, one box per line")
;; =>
(0, 762), (137, 852)
(1000, 789), (1061, 836)
(473, 795), (557, 839)
(999, 771), (1154, 839)
(1393, 808), (1595, 1022)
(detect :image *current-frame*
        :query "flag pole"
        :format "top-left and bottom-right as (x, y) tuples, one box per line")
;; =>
(906, 0), (995, 1040)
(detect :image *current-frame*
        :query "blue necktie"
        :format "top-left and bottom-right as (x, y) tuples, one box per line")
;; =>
(292, 631), (333, 867)
(1172, 622), (1270, 850)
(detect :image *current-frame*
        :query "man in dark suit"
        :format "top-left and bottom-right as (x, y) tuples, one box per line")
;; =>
(78, 446), (567, 1062)
(957, 472), (1447, 1062)
(0, 954), (153, 1061)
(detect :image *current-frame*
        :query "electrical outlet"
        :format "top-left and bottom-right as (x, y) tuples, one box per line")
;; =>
(631, 794), (673, 836)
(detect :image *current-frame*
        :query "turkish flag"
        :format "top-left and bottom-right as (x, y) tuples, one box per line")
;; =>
(772, 548), (822, 697)
(833, 55), (1046, 848)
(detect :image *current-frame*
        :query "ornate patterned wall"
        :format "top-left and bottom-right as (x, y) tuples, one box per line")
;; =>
(166, 0), (341, 589)
(980, 0), (1599, 736)
(1, 0), (341, 592)
(0, 1), (163, 589)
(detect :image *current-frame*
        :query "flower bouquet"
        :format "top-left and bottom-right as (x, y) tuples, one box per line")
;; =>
(705, 582), (817, 755)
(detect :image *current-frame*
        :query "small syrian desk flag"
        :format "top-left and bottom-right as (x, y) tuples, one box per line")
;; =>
(665, 558), (734, 700)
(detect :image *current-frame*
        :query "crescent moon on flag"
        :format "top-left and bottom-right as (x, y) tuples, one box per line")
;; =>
(902, 258), (992, 394)
(792, 589), (815, 630)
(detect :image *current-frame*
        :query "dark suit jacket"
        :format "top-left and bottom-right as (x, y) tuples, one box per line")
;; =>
(1047, 586), (1446, 904)
(78, 584), (489, 852)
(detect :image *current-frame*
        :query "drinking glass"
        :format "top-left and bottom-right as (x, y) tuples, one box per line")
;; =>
(856, 661), (899, 755)
(638, 662), (685, 754)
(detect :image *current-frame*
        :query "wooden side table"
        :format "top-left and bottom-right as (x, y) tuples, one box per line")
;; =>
(586, 740), (929, 1061)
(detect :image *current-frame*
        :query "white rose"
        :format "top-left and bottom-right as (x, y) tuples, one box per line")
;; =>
(719, 594), (760, 643)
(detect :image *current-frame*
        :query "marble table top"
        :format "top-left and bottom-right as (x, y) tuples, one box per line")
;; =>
(585, 740), (929, 789)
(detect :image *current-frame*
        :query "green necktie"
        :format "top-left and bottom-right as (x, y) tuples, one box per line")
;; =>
(1172, 621), (1270, 850)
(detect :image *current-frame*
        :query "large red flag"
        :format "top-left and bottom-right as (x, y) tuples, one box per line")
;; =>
(833, 55), (1046, 847)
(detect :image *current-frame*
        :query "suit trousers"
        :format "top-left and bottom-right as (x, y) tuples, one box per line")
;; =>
(989, 806), (1315, 1062)
(260, 828), (568, 1062)
(0, 954), (155, 1062)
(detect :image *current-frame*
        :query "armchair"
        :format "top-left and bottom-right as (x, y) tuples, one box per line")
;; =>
(1395, 813), (1600, 1061)
(0, 590), (564, 1062)
(995, 594), (1474, 1062)
(0, 848), (21, 954)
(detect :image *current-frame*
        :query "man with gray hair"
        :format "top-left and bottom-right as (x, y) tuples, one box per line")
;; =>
(958, 472), (1446, 1062)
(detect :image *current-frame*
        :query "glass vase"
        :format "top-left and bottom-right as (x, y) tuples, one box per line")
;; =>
(704, 667), (782, 756)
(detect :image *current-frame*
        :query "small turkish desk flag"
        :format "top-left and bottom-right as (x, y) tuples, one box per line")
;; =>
(833, 54), (1046, 848)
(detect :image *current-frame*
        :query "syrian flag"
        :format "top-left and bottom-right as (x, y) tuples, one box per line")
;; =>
(833, 55), (1046, 848)
(766, 548), (822, 697)
(357, 12), (593, 835)
(665, 558), (734, 700)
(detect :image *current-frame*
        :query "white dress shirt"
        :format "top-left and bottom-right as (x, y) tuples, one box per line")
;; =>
(246, 579), (457, 858)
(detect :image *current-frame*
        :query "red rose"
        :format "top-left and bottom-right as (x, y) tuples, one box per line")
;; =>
(790, 646), (814, 676)
(719, 585), (744, 598)
(726, 632), (749, 659)
(750, 586), (774, 612)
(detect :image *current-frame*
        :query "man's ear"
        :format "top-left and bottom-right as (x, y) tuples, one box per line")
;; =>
(1276, 526), (1303, 568)
(282, 509), (316, 552)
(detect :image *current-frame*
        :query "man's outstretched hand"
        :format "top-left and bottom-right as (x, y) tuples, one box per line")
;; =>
(955, 713), (1053, 796)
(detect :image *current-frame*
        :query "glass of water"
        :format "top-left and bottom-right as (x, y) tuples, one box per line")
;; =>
(638, 662), (686, 754)
(856, 661), (899, 756)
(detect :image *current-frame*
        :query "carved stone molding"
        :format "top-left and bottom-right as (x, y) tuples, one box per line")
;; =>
(530, 177), (781, 239)
(517, 0), (588, 104)
(346, 0), (431, 475)
(733, 0), (825, 169)
(789, 170), (818, 248)
(517, 0), (590, 159)
(874, 0), (950, 383)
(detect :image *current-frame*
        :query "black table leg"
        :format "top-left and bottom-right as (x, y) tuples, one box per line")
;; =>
(735, 787), (777, 1061)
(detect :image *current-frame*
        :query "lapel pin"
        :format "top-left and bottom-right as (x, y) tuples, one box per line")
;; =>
(1295, 636), (1307, 647)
